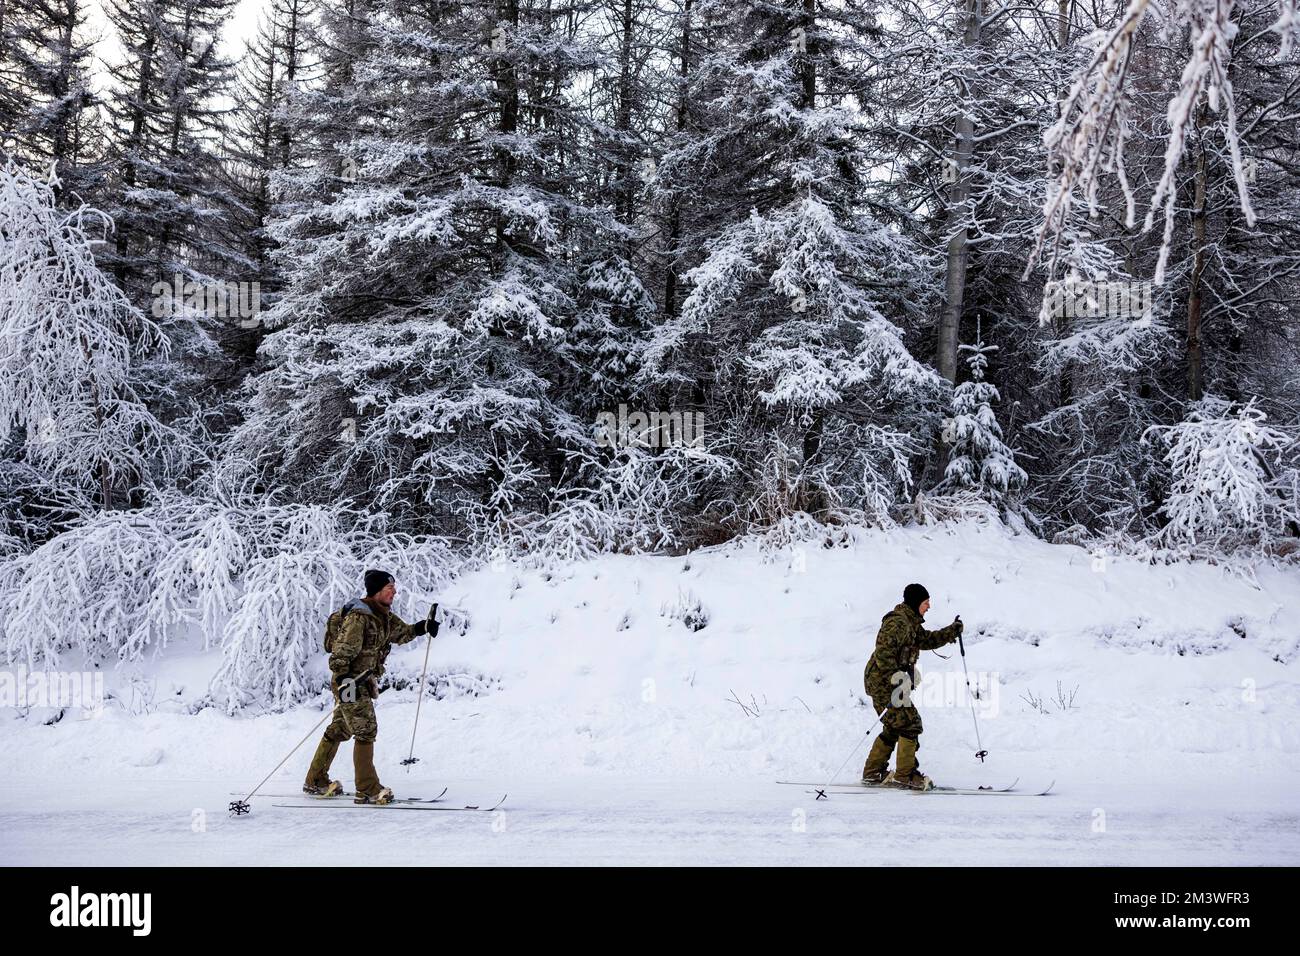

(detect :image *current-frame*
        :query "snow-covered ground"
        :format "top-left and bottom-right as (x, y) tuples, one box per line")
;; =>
(3, 523), (1298, 865)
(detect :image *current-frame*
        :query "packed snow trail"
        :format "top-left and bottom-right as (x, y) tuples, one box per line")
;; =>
(1, 769), (1297, 865)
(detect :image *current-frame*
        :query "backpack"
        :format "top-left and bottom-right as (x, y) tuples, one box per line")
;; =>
(323, 599), (370, 653)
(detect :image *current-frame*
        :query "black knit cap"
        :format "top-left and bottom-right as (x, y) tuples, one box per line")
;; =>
(364, 569), (395, 596)
(903, 583), (930, 614)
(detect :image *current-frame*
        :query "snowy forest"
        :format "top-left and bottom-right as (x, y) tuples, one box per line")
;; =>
(2, 0), (1299, 714)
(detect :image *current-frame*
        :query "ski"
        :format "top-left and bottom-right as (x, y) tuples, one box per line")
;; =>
(796, 780), (1055, 797)
(234, 787), (449, 804)
(918, 780), (1054, 797)
(777, 778), (1018, 792)
(271, 794), (507, 812)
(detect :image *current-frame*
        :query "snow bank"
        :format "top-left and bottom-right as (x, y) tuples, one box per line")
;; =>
(3, 522), (1296, 791)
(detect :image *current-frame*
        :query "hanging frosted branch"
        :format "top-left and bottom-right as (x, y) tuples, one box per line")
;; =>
(1030, 0), (1297, 284)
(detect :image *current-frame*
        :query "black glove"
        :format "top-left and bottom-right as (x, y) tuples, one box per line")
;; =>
(953, 615), (963, 633)
(410, 604), (440, 638)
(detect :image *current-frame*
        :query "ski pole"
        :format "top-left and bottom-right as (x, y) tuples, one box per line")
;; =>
(229, 670), (371, 815)
(955, 619), (988, 762)
(402, 603), (438, 769)
(815, 706), (886, 800)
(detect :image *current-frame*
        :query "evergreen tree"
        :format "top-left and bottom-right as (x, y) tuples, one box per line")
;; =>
(944, 330), (1026, 503)
(99, 0), (247, 433)
(641, 0), (943, 529)
(227, 0), (645, 534)
(0, 0), (103, 202)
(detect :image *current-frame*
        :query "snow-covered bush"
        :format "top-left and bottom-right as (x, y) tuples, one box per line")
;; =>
(471, 443), (736, 565)
(908, 489), (1001, 527)
(0, 492), (459, 713)
(754, 511), (859, 561)
(1147, 396), (1299, 551)
(661, 588), (709, 632)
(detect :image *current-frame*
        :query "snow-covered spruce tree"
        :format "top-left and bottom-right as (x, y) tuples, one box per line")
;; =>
(1154, 1), (1300, 418)
(223, 0), (317, 284)
(642, 0), (944, 533)
(943, 334), (1026, 506)
(0, 0), (103, 204)
(209, 0), (319, 427)
(228, 0), (644, 535)
(1146, 395), (1298, 551)
(558, 0), (668, 415)
(862, 2), (1154, 512)
(0, 160), (175, 514)
(99, 0), (250, 434)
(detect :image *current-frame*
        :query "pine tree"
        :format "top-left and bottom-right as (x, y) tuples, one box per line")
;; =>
(944, 330), (1026, 503)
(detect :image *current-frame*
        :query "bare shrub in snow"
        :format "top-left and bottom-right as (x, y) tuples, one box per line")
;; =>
(661, 588), (709, 632)
(471, 443), (735, 565)
(754, 511), (858, 564)
(909, 490), (1001, 527)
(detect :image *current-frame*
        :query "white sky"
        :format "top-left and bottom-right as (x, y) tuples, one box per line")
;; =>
(85, 0), (266, 77)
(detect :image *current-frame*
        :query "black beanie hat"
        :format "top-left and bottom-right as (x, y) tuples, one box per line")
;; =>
(364, 569), (394, 596)
(903, 583), (929, 614)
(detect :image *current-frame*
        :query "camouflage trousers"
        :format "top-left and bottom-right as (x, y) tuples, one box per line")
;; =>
(304, 694), (378, 790)
(324, 695), (378, 745)
(865, 665), (924, 743)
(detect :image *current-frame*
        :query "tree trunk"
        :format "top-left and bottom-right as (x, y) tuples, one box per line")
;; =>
(664, 0), (692, 318)
(1187, 110), (1208, 402)
(936, 0), (981, 382)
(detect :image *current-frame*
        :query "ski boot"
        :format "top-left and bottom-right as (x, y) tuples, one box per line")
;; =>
(354, 787), (394, 805)
(884, 768), (934, 791)
(861, 767), (891, 785)
(885, 737), (933, 790)
(303, 780), (343, 797)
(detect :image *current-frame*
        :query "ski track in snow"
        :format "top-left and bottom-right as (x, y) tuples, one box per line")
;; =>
(3, 524), (1299, 865)
(2, 775), (1298, 865)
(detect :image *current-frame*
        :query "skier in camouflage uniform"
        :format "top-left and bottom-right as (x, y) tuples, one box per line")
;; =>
(861, 583), (963, 790)
(304, 570), (439, 804)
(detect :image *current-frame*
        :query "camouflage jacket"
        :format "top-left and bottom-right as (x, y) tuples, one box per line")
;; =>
(866, 603), (962, 686)
(327, 597), (425, 688)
